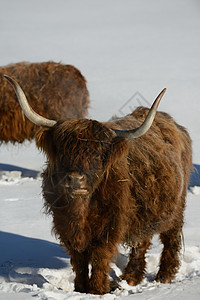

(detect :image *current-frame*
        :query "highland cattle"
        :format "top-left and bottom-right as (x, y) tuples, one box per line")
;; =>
(5, 75), (192, 295)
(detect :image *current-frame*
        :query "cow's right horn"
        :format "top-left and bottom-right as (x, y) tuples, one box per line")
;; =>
(4, 75), (57, 128)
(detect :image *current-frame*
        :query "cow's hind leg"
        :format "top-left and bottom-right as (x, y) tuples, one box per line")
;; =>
(121, 240), (151, 286)
(156, 228), (182, 283)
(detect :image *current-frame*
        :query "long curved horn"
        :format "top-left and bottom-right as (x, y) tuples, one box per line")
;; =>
(4, 75), (57, 128)
(112, 88), (166, 139)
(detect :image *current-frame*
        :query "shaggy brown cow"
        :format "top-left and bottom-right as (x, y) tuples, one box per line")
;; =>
(0, 61), (89, 143)
(5, 75), (192, 295)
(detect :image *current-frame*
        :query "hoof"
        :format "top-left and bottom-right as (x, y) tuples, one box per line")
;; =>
(120, 273), (142, 286)
(127, 279), (136, 286)
(160, 278), (171, 284)
(156, 274), (173, 284)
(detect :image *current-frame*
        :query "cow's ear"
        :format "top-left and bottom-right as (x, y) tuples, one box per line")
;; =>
(36, 128), (56, 162)
(106, 136), (129, 166)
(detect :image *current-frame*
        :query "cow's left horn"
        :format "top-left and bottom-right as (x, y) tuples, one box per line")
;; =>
(4, 75), (57, 128)
(112, 88), (166, 139)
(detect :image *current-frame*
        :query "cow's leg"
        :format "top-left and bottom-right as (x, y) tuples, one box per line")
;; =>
(121, 240), (151, 286)
(70, 250), (89, 293)
(156, 227), (182, 283)
(89, 245), (115, 294)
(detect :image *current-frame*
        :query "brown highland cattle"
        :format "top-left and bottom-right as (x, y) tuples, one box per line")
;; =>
(0, 61), (89, 143)
(5, 75), (192, 295)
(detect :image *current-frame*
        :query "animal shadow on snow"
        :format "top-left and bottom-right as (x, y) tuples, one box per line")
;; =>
(0, 163), (39, 178)
(0, 231), (69, 287)
(189, 164), (200, 188)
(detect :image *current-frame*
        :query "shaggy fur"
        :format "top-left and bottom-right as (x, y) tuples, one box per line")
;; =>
(0, 61), (89, 143)
(35, 107), (192, 295)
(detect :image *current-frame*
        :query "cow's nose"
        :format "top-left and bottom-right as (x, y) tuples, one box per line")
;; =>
(66, 172), (86, 188)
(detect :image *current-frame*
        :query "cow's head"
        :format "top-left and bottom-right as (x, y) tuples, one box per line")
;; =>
(36, 118), (124, 198)
(4, 75), (166, 200)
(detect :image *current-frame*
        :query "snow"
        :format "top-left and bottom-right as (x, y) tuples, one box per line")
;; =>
(0, 174), (200, 299)
(0, 0), (200, 299)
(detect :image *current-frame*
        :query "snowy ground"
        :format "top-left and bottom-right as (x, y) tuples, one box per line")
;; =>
(0, 0), (200, 299)
(0, 173), (200, 300)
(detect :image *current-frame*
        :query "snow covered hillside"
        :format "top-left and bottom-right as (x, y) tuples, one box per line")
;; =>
(0, 0), (200, 299)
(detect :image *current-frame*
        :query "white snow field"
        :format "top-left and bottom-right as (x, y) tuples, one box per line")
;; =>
(0, 0), (200, 299)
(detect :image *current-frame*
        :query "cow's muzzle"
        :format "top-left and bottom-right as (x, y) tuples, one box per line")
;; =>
(65, 172), (89, 197)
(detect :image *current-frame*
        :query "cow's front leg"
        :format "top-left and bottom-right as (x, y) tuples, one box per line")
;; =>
(89, 244), (115, 294)
(70, 250), (89, 293)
